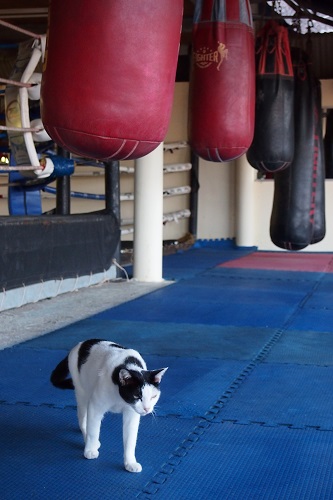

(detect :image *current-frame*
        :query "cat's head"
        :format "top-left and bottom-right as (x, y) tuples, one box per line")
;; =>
(117, 367), (168, 416)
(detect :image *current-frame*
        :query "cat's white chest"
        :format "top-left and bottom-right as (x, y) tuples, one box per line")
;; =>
(90, 373), (126, 414)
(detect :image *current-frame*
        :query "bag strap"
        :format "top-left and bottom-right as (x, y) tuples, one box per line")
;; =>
(194, 0), (252, 26)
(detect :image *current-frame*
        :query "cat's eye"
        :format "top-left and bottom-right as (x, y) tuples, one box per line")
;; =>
(151, 395), (157, 399)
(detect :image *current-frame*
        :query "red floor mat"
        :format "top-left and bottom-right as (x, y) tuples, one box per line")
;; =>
(219, 252), (333, 273)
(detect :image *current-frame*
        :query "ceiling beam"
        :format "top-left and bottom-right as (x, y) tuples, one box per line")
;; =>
(283, 0), (333, 29)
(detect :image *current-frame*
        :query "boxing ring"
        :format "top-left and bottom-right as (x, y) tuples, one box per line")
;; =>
(0, 19), (120, 307)
(0, 12), (192, 305)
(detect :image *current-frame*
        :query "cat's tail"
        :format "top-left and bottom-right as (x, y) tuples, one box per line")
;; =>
(50, 356), (74, 390)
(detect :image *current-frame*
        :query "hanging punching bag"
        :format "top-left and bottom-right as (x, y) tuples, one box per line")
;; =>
(41, 0), (183, 161)
(247, 21), (294, 173)
(270, 49), (325, 250)
(311, 79), (326, 245)
(189, 0), (255, 162)
(324, 109), (333, 178)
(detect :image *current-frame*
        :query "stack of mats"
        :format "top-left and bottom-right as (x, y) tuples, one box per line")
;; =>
(1, 241), (333, 499)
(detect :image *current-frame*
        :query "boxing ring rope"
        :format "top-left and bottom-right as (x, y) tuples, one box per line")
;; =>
(163, 141), (188, 152)
(0, 18), (43, 39)
(0, 125), (43, 133)
(43, 185), (191, 202)
(50, 162), (192, 177)
(0, 165), (43, 172)
(120, 162), (192, 175)
(1, 16), (50, 178)
(0, 78), (35, 88)
(121, 209), (191, 234)
(19, 38), (46, 168)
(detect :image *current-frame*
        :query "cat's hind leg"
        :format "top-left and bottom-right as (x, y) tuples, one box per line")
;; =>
(122, 409), (142, 473)
(74, 388), (88, 440)
(84, 401), (103, 459)
(69, 344), (89, 440)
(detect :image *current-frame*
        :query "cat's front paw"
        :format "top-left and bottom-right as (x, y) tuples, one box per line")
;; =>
(125, 461), (142, 473)
(84, 448), (99, 460)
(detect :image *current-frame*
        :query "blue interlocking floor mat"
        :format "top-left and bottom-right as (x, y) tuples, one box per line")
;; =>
(139, 421), (333, 500)
(218, 363), (333, 430)
(266, 329), (333, 365)
(23, 321), (276, 358)
(2, 244), (333, 498)
(0, 404), (196, 500)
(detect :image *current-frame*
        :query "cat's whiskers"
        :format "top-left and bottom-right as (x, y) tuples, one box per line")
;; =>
(150, 410), (158, 425)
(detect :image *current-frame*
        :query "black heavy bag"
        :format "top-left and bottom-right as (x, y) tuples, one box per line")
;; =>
(270, 49), (321, 250)
(311, 79), (326, 244)
(324, 109), (333, 178)
(247, 21), (294, 173)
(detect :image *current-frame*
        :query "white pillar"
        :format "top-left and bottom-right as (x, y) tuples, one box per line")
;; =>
(235, 154), (255, 247)
(133, 143), (164, 282)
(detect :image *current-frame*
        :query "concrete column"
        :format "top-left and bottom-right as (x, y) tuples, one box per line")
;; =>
(133, 143), (164, 282)
(235, 154), (255, 247)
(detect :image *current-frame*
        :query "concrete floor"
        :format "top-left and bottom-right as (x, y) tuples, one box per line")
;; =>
(0, 278), (170, 350)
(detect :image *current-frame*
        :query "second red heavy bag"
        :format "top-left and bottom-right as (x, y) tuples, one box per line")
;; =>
(41, 0), (183, 161)
(189, 0), (255, 162)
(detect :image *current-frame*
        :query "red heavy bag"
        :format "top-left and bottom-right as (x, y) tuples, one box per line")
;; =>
(41, 0), (183, 160)
(247, 21), (294, 173)
(189, 0), (255, 162)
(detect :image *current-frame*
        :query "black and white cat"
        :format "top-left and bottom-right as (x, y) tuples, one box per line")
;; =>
(51, 339), (168, 473)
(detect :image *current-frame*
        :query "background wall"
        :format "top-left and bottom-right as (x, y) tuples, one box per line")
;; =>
(197, 159), (235, 240)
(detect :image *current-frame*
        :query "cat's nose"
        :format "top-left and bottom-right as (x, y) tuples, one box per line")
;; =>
(144, 407), (150, 414)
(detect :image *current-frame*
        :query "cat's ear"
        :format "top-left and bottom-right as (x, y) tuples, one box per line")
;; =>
(119, 368), (134, 386)
(151, 367), (168, 384)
